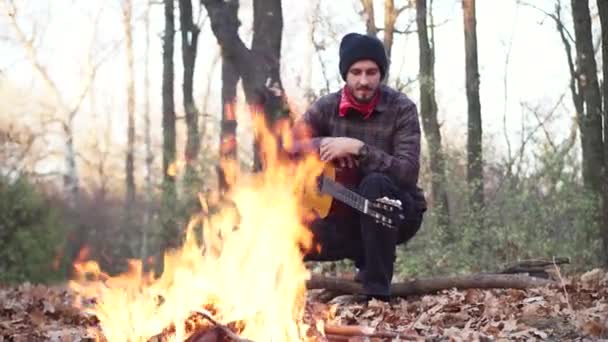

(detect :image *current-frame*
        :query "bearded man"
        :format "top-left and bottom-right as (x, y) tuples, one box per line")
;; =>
(295, 32), (427, 301)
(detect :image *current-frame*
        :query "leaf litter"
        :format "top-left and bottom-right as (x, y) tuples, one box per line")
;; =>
(1, 269), (607, 341)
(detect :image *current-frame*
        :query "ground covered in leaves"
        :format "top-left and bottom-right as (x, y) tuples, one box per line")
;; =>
(1, 269), (607, 341)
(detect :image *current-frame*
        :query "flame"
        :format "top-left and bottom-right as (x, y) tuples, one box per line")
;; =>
(70, 110), (325, 341)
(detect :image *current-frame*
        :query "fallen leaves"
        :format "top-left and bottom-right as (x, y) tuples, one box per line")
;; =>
(1, 268), (607, 341)
(307, 268), (608, 341)
(0, 283), (98, 341)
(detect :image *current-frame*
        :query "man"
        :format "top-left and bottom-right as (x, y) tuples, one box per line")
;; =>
(295, 32), (427, 301)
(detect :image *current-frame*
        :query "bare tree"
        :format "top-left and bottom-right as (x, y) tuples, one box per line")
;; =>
(462, 0), (484, 217)
(179, 0), (201, 175)
(121, 0), (136, 229)
(311, 1), (333, 95)
(2, 0), (100, 208)
(570, 0), (604, 192)
(416, 0), (450, 235)
(0, 78), (48, 177)
(597, 0), (608, 264)
(383, 0), (396, 65)
(162, 0), (178, 249)
(301, 0), (318, 102)
(570, 0), (606, 263)
(524, 0), (607, 262)
(201, 0), (289, 171)
(141, 0), (154, 262)
(0, 122), (39, 178)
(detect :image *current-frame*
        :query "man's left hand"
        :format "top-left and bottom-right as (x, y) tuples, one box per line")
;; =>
(319, 137), (364, 162)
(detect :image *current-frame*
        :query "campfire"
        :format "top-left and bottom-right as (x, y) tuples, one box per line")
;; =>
(69, 116), (326, 341)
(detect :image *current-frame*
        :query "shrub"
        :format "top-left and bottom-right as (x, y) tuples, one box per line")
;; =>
(0, 176), (69, 284)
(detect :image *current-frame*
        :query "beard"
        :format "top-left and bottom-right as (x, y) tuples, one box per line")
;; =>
(347, 84), (377, 103)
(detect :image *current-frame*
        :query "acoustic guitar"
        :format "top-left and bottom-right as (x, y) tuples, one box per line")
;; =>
(300, 163), (405, 229)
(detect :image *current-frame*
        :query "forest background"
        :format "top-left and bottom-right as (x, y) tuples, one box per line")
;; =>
(1, 0), (607, 284)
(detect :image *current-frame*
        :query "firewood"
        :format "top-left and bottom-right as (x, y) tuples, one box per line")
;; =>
(324, 324), (420, 341)
(306, 273), (555, 297)
(189, 310), (253, 342)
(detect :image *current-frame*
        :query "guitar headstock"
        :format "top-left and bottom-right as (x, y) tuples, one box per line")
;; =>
(368, 196), (405, 229)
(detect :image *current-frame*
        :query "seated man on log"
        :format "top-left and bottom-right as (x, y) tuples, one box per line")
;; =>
(293, 32), (427, 301)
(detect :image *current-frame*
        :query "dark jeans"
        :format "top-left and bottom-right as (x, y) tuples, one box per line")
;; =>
(303, 173), (424, 297)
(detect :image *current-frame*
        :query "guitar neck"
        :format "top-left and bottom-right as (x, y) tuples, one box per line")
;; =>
(319, 176), (370, 215)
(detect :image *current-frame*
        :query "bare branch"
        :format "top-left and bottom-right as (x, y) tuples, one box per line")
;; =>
(502, 2), (520, 162)
(517, 0), (576, 44)
(69, 63), (97, 122)
(377, 26), (415, 34)
(395, 4), (410, 18)
(377, 18), (449, 35)
(526, 92), (567, 152)
(3, 0), (65, 109)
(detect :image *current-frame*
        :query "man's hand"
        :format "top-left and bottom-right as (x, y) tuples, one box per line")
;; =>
(319, 137), (364, 166)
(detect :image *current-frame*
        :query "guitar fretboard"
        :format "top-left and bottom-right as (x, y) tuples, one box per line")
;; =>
(319, 176), (368, 214)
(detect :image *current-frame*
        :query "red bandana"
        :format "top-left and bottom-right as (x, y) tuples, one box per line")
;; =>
(338, 86), (380, 120)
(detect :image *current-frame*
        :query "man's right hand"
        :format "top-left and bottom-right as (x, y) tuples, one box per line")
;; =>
(319, 137), (364, 163)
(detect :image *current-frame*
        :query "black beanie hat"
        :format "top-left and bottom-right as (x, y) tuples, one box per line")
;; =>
(339, 33), (388, 81)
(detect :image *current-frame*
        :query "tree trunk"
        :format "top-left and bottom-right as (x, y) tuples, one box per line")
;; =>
(301, 0), (317, 103)
(202, 0), (289, 171)
(63, 124), (79, 208)
(162, 0), (178, 250)
(462, 0), (484, 218)
(360, 0), (396, 81)
(205, 0), (239, 194)
(249, 0), (288, 170)
(416, 0), (450, 236)
(122, 0), (136, 231)
(597, 0), (608, 265)
(571, 0), (604, 192)
(360, 0), (377, 36)
(218, 55), (239, 193)
(383, 0), (395, 79)
(179, 0), (201, 174)
(141, 0), (153, 262)
(571, 0), (605, 265)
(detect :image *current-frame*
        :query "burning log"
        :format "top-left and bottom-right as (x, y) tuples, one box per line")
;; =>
(185, 310), (253, 342)
(306, 273), (555, 297)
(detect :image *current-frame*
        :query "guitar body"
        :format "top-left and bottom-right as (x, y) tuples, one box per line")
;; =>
(301, 163), (336, 218)
(299, 162), (405, 229)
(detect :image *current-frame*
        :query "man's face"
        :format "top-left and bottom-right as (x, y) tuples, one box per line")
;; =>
(345, 59), (381, 103)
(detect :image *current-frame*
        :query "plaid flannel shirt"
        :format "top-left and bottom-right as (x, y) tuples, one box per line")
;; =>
(295, 84), (427, 211)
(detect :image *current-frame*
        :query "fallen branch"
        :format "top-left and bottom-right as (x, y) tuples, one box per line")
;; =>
(307, 273), (555, 297)
(324, 324), (419, 341)
(498, 257), (570, 275)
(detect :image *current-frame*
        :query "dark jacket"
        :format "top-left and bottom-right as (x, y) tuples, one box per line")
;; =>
(295, 85), (427, 212)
